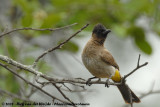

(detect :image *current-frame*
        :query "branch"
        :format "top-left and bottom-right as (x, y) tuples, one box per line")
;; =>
(121, 54), (148, 107)
(0, 53), (140, 87)
(0, 23), (77, 38)
(0, 53), (148, 88)
(0, 53), (149, 107)
(0, 62), (68, 104)
(62, 83), (73, 92)
(0, 22), (151, 106)
(0, 54), (119, 86)
(124, 54), (148, 80)
(32, 23), (89, 68)
(53, 84), (76, 106)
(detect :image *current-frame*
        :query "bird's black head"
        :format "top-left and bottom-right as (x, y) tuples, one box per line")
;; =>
(92, 23), (111, 38)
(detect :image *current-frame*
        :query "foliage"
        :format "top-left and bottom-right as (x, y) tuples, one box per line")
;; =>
(9, 0), (159, 54)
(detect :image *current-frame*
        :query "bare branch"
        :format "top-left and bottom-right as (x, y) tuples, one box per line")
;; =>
(70, 82), (86, 90)
(0, 62), (68, 103)
(0, 55), (41, 75)
(137, 54), (141, 67)
(0, 53), (148, 88)
(62, 83), (73, 92)
(53, 83), (75, 106)
(61, 83), (86, 92)
(0, 52), (149, 107)
(124, 54), (148, 80)
(0, 23), (77, 38)
(0, 54), (118, 86)
(32, 23), (89, 68)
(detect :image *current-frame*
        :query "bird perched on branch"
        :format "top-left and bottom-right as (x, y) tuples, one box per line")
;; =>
(82, 23), (140, 104)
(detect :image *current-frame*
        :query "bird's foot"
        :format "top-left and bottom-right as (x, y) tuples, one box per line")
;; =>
(97, 78), (101, 82)
(86, 78), (92, 86)
(105, 76), (112, 88)
(86, 76), (97, 86)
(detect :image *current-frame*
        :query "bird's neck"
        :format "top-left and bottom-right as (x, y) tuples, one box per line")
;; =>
(91, 38), (105, 46)
(91, 33), (106, 46)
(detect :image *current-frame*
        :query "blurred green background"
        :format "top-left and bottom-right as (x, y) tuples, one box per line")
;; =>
(0, 0), (160, 107)
(10, 0), (160, 54)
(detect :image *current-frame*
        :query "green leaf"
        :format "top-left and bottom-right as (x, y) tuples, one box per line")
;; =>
(128, 26), (152, 54)
(135, 39), (152, 55)
(127, 26), (145, 40)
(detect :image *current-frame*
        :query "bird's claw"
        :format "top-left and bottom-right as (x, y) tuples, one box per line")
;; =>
(105, 78), (110, 88)
(97, 78), (101, 82)
(86, 79), (92, 86)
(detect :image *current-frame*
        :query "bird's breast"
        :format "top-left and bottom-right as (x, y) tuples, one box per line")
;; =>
(82, 47), (115, 78)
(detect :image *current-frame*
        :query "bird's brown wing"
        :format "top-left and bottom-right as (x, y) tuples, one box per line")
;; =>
(100, 49), (119, 70)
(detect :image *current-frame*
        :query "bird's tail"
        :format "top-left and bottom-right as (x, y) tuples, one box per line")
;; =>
(117, 84), (140, 104)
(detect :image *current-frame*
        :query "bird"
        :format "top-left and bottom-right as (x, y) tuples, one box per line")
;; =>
(81, 23), (140, 104)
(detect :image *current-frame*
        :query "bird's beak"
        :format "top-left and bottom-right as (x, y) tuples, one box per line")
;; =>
(103, 29), (111, 35)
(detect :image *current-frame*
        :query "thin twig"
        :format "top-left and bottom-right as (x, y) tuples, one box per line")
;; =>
(74, 78), (86, 81)
(62, 83), (73, 92)
(70, 82), (85, 90)
(26, 82), (48, 98)
(124, 54), (148, 80)
(121, 54), (148, 107)
(53, 83), (76, 106)
(32, 24), (89, 68)
(61, 82), (86, 92)
(0, 23), (77, 38)
(27, 75), (39, 98)
(137, 54), (141, 67)
(26, 88), (37, 98)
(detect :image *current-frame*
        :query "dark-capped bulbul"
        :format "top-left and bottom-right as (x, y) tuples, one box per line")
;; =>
(82, 23), (140, 104)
